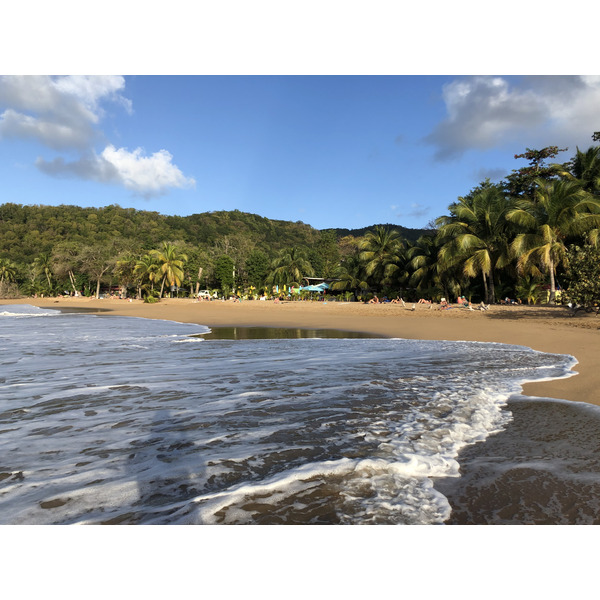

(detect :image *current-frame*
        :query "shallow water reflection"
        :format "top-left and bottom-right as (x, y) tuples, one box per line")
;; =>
(200, 327), (380, 340)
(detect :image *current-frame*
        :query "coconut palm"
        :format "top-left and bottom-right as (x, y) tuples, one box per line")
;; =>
(515, 276), (544, 305)
(436, 185), (514, 304)
(0, 258), (17, 283)
(269, 247), (314, 288)
(407, 234), (442, 295)
(569, 146), (600, 195)
(358, 226), (404, 292)
(507, 178), (600, 303)
(331, 251), (369, 300)
(150, 242), (188, 297)
(33, 253), (53, 290)
(134, 253), (161, 297)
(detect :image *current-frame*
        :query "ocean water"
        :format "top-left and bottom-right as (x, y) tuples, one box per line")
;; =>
(0, 304), (584, 525)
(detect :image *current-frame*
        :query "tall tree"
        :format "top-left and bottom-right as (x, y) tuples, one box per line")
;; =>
(245, 249), (270, 289)
(566, 146), (600, 195)
(269, 247), (314, 288)
(214, 255), (235, 293)
(0, 258), (17, 283)
(507, 178), (600, 303)
(134, 253), (161, 298)
(114, 252), (139, 298)
(51, 241), (82, 294)
(331, 250), (369, 300)
(151, 242), (188, 297)
(79, 243), (118, 299)
(407, 234), (443, 297)
(436, 184), (513, 303)
(33, 253), (53, 290)
(358, 226), (404, 292)
(504, 146), (568, 198)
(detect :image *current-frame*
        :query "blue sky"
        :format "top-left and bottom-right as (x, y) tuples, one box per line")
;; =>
(2, 74), (600, 231)
(2, 2), (599, 232)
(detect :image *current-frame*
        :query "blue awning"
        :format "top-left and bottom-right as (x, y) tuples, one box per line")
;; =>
(300, 283), (329, 292)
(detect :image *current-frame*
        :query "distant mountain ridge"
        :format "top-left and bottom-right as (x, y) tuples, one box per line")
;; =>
(328, 223), (431, 243)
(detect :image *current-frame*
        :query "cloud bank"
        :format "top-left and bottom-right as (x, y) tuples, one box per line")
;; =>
(426, 75), (600, 161)
(0, 75), (194, 196)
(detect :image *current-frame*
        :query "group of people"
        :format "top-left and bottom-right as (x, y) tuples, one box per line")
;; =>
(367, 295), (404, 304)
(361, 295), (492, 311)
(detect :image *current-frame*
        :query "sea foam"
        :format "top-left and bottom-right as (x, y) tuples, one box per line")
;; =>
(0, 304), (577, 524)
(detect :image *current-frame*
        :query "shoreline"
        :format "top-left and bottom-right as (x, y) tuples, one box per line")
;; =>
(3, 296), (599, 405)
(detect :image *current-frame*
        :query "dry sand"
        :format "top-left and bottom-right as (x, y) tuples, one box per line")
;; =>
(3, 296), (599, 405)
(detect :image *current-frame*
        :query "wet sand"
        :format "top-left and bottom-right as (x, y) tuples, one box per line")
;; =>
(3, 296), (599, 405)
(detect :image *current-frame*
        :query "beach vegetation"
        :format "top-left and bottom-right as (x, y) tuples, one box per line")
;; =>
(4, 137), (600, 305)
(331, 250), (369, 300)
(0, 280), (20, 298)
(503, 146), (568, 198)
(50, 241), (83, 295)
(514, 276), (545, 305)
(563, 244), (600, 310)
(114, 252), (139, 299)
(562, 146), (600, 196)
(436, 182), (514, 304)
(213, 255), (235, 294)
(0, 258), (17, 284)
(507, 178), (600, 303)
(79, 242), (122, 299)
(268, 246), (314, 289)
(151, 242), (188, 298)
(32, 253), (54, 290)
(358, 226), (405, 292)
(134, 253), (161, 299)
(245, 249), (270, 289)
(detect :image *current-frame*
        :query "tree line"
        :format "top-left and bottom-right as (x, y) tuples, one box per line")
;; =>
(2, 135), (600, 306)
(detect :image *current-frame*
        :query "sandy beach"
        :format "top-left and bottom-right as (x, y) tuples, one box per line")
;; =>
(3, 296), (599, 406)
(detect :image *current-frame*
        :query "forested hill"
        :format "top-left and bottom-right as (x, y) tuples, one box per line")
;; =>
(0, 203), (424, 264)
(0, 204), (321, 263)
(331, 223), (430, 243)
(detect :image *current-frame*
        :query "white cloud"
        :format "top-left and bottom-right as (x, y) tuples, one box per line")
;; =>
(426, 76), (600, 160)
(0, 75), (127, 150)
(37, 145), (196, 198)
(101, 145), (195, 196)
(0, 75), (193, 196)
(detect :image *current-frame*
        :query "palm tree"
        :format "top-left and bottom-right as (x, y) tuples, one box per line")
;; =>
(150, 242), (188, 297)
(331, 251), (369, 300)
(269, 247), (314, 288)
(0, 258), (17, 283)
(515, 276), (544, 305)
(134, 253), (161, 298)
(436, 185), (514, 304)
(358, 226), (404, 292)
(507, 178), (600, 303)
(33, 253), (53, 290)
(407, 234), (443, 296)
(569, 146), (600, 195)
